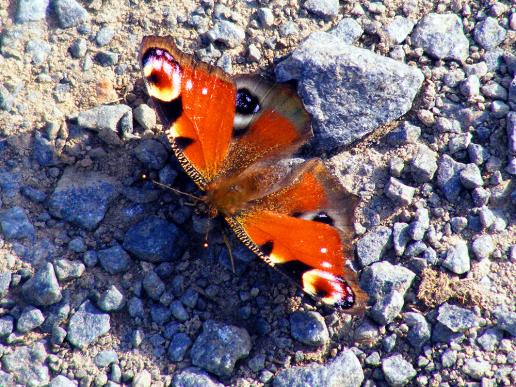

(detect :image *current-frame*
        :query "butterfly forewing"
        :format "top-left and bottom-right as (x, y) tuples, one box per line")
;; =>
(140, 36), (236, 185)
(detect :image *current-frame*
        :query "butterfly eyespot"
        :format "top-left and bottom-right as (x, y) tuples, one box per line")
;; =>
(142, 47), (182, 102)
(311, 211), (335, 226)
(236, 88), (261, 115)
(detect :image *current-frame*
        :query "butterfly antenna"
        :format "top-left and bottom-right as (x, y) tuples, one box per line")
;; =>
(222, 231), (236, 274)
(142, 174), (202, 202)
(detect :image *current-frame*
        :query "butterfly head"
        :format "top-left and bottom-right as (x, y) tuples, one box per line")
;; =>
(141, 47), (182, 102)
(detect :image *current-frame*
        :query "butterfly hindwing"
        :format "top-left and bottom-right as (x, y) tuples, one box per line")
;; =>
(227, 159), (367, 311)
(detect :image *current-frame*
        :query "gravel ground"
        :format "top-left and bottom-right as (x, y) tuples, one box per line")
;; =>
(0, 0), (515, 386)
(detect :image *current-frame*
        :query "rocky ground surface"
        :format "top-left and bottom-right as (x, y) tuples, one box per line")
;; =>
(0, 0), (515, 386)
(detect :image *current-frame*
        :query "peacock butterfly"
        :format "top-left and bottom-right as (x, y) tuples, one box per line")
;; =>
(139, 35), (367, 311)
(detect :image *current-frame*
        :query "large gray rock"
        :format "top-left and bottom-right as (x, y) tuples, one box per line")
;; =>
(411, 13), (469, 61)
(275, 32), (423, 152)
(273, 349), (363, 387)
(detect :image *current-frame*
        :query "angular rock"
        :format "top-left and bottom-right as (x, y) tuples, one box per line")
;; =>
(22, 262), (62, 306)
(16, 0), (49, 23)
(442, 240), (470, 274)
(411, 145), (438, 183)
(393, 222), (410, 256)
(191, 320), (251, 378)
(303, 0), (339, 18)
(49, 375), (76, 387)
(0, 271), (11, 298)
(437, 303), (479, 333)
(360, 261), (415, 303)
(411, 13), (469, 61)
(507, 112), (516, 155)
(0, 206), (35, 241)
(123, 216), (187, 262)
(386, 122), (420, 145)
(437, 154), (466, 202)
(207, 21), (245, 48)
(97, 244), (132, 275)
(134, 139), (168, 170)
(494, 308), (516, 337)
(477, 328), (503, 351)
(0, 316), (14, 337)
(329, 18), (363, 44)
(460, 163), (484, 189)
(289, 311), (329, 346)
(384, 16), (415, 44)
(168, 332), (192, 362)
(133, 104), (157, 131)
(54, 0), (88, 28)
(275, 32), (423, 151)
(474, 17), (507, 50)
(370, 290), (404, 326)
(143, 271), (165, 300)
(1, 342), (49, 386)
(94, 349), (118, 367)
(356, 226), (392, 266)
(382, 354), (416, 386)
(273, 349), (363, 387)
(471, 235), (495, 260)
(385, 177), (415, 206)
(67, 300), (110, 349)
(403, 312), (431, 349)
(77, 104), (132, 145)
(98, 285), (125, 312)
(54, 258), (85, 281)
(17, 306), (45, 333)
(463, 359), (491, 380)
(172, 368), (224, 387)
(48, 167), (118, 230)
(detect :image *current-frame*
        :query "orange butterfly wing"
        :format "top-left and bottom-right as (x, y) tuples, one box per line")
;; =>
(227, 160), (367, 311)
(140, 36), (236, 185)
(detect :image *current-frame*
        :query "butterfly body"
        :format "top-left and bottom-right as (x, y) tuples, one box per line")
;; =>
(139, 36), (367, 311)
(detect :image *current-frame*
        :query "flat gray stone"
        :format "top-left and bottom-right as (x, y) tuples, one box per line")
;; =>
(437, 303), (479, 333)
(276, 31), (423, 152)
(474, 17), (507, 50)
(1, 342), (49, 386)
(48, 167), (118, 231)
(67, 300), (110, 349)
(16, 0), (49, 23)
(382, 354), (416, 386)
(356, 226), (392, 266)
(54, 0), (88, 28)
(77, 104), (131, 145)
(411, 13), (469, 61)
(273, 349), (363, 387)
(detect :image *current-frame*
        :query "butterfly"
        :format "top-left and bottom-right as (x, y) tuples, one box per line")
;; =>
(139, 36), (367, 311)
